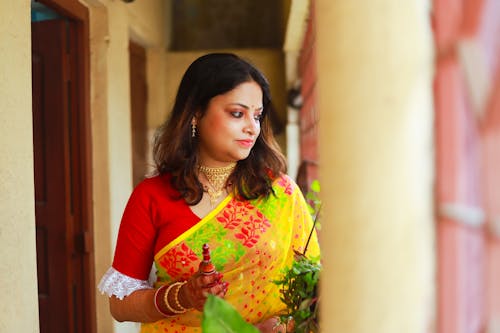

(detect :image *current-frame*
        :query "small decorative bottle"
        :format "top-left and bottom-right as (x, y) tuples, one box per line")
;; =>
(199, 243), (216, 275)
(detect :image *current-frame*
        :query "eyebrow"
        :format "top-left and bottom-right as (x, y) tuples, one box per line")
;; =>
(228, 103), (264, 111)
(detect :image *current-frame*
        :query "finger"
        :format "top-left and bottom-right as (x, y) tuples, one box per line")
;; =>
(186, 278), (210, 305)
(214, 287), (227, 298)
(277, 324), (287, 333)
(208, 281), (229, 296)
(216, 283), (228, 297)
(198, 284), (220, 300)
(204, 273), (224, 287)
(190, 274), (210, 289)
(197, 285), (218, 299)
(198, 273), (220, 287)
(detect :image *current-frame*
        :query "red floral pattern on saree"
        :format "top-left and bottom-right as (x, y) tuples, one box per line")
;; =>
(277, 176), (294, 195)
(158, 243), (198, 280)
(218, 201), (271, 248)
(216, 200), (253, 229)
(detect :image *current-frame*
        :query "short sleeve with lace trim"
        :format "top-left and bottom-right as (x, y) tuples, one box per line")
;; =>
(98, 267), (152, 300)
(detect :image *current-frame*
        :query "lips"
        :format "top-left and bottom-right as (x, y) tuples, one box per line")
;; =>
(236, 139), (254, 148)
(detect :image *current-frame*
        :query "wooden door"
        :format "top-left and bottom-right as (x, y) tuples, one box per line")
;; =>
(32, 18), (89, 333)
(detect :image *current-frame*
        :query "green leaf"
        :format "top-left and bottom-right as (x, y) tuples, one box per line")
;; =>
(310, 180), (320, 193)
(299, 298), (313, 310)
(306, 192), (316, 200)
(202, 294), (259, 333)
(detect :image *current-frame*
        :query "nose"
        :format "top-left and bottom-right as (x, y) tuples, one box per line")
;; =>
(244, 116), (258, 135)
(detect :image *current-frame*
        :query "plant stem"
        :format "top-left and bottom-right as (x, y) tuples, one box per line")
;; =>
(303, 204), (321, 256)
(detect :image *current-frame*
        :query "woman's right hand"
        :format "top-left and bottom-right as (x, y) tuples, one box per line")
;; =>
(254, 317), (294, 333)
(180, 271), (228, 311)
(254, 317), (284, 333)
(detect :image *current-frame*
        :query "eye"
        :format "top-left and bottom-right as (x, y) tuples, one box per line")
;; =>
(254, 113), (263, 121)
(230, 111), (244, 118)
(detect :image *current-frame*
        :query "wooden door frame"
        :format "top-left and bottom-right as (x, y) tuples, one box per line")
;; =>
(35, 1), (95, 332)
(129, 40), (149, 187)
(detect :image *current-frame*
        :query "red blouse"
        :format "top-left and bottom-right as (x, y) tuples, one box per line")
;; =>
(112, 174), (200, 280)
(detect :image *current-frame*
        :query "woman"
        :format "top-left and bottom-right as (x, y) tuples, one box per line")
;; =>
(98, 53), (320, 333)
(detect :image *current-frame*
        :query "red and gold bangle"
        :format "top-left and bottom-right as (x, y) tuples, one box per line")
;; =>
(153, 285), (170, 317)
(164, 282), (187, 314)
(172, 281), (191, 312)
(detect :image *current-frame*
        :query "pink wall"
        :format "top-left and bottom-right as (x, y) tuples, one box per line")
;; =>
(433, 0), (500, 332)
(298, 0), (319, 188)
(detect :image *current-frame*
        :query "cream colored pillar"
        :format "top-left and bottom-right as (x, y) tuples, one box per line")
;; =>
(86, 2), (116, 332)
(106, 2), (136, 333)
(107, 1), (133, 249)
(0, 1), (40, 332)
(316, 2), (435, 333)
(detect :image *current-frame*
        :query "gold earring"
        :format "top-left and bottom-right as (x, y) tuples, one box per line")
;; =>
(191, 123), (196, 137)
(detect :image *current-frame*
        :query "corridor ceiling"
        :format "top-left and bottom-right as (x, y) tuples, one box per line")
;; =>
(170, 0), (287, 50)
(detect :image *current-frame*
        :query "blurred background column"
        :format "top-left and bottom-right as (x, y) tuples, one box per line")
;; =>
(316, 1), (435, 332)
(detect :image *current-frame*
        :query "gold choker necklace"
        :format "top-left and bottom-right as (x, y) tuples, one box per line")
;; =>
(199, 163), (236, 207)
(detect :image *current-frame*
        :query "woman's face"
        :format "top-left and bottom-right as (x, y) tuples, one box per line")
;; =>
(196, 80), (263, 167)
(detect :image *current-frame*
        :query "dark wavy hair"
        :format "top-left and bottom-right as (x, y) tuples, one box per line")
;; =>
(153, 53), (287, 205)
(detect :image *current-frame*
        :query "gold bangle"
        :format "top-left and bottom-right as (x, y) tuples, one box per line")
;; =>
(172, 281), (191, 312)
(163, 283), (186, 314)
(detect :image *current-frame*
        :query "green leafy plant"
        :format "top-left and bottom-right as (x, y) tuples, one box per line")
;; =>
(273, 179), (322, 333)
(273, 253), (321, 333)
(202, 294), (259, 333)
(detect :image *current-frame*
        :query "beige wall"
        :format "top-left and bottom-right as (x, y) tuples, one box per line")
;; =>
(127, 0), (168, 48)
(162, 50), (288, 151)
(0, 1), (40, 332)
(316, 1), (435, 332)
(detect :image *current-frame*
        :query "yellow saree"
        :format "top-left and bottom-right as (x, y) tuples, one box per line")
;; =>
(141, 175), (320, 333)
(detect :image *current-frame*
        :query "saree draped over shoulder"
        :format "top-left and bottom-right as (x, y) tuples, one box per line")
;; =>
(109, 173), (320, 333)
